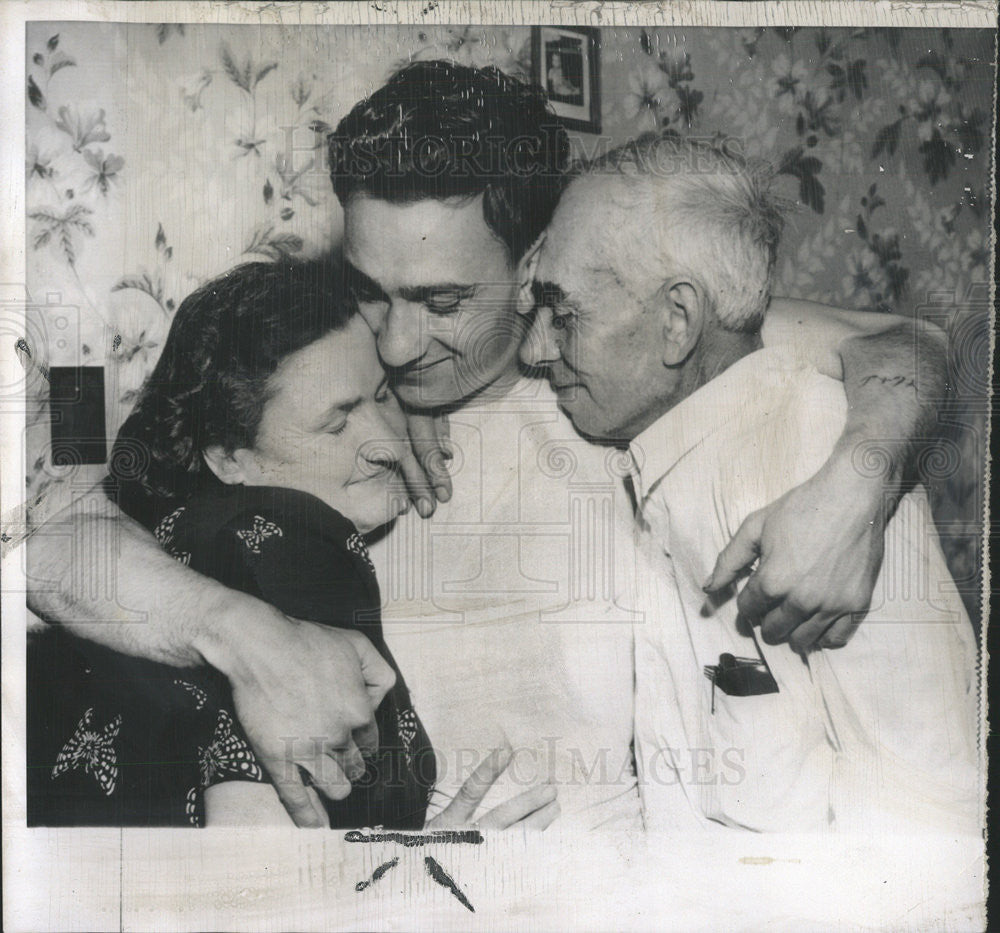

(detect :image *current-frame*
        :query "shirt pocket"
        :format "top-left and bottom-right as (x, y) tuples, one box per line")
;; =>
(699, 674), (834, 832)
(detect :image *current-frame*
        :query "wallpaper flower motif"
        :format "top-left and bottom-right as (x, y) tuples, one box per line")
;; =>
(599, 27), (993, 326)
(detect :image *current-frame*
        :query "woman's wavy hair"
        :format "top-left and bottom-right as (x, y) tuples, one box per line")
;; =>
(109, 258), (356, 505)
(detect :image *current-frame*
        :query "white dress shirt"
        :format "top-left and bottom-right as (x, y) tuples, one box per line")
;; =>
(629, 348), (980, 833)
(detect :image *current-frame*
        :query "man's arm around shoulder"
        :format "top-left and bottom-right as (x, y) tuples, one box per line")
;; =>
(26, 482), (395, 826)
(707, 298), (948, 651)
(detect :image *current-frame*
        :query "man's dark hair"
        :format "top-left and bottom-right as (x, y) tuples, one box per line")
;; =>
(328, 60), (570, 261)
(109, 258), (355, 506)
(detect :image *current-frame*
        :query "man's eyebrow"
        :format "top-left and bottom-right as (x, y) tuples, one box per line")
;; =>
(310, 395), (364, 429)
(344, 262), (388, 298)
(397, 283), (477, 303)
(531, 279), (569, 307)
(345, 264), (475, 304)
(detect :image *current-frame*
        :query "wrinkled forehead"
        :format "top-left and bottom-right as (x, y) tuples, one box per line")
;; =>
(538, 179), (602, 274)
(538, 174), (648, 297)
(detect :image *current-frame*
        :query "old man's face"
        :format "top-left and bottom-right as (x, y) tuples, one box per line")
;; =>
(521, 177), (677, 441)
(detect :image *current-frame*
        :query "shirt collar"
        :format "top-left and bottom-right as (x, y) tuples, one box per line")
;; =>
(627, 347), (803, 504)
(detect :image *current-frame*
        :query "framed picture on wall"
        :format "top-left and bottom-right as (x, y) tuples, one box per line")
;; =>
(531, 26), (601, 134)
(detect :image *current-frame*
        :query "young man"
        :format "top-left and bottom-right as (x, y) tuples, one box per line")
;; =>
(29, 61), (951, 828)
(520, 135), (978, 832)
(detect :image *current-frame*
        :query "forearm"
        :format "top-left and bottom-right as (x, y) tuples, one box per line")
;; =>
(26, 481), (282, 669)
(764, 298), (947, 493)
(836, 320), (948, 491)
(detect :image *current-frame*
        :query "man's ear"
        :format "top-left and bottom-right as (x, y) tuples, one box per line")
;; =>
(515, 233), (545, 317)
(658, 277), (705, 367)
(202, 445), (251, 485)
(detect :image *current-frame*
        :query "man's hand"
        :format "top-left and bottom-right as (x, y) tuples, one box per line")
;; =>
(705, 451), (890, 653)
(427, 746), (560, 830)
(201, 613), (396, 827)
(739, 299), (947, 653)
(397, 410), (452, 518)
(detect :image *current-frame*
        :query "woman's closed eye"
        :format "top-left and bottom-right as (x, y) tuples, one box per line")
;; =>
(327, 417), (349, 436)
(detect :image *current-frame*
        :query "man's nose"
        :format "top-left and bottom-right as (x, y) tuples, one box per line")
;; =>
(377, 300), (430, 369)
(520, 306), (562, 368)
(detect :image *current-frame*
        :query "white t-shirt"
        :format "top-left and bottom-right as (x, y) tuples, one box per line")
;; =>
(629, 348), (981, 834)
(369, 375), (643, 829)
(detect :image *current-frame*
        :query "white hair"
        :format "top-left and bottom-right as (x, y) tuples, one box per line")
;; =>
(574, 134), (785, 331)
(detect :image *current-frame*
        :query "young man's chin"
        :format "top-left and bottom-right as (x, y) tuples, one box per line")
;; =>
(395, 383), (458, 410)
(393, 369), (473, 410)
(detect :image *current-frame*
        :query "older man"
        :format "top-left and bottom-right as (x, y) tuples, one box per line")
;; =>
(521, 135), (979, 832)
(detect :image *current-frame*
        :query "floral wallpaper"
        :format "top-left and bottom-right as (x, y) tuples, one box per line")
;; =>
(602, 27), (993, 315)
(25, 24), (993, 619)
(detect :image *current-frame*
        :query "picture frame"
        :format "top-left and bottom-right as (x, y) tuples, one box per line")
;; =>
(531, 26), (601, 134)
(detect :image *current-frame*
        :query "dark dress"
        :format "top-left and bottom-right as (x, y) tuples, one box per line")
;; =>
(27, 484), (435, 828)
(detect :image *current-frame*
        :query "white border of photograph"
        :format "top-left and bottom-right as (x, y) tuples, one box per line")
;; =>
(2, 2), (994, 931)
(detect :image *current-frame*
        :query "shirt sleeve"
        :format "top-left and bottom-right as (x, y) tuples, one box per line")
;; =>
(717, 368), (847, 538)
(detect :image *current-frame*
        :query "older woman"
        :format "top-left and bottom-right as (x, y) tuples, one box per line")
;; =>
(27, 258), (558, 830)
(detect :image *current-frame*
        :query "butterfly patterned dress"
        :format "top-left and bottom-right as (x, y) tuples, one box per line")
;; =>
(27, 485), (435, 828)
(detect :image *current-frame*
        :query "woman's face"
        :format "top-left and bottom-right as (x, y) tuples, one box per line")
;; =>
(233, 315), (410, 534)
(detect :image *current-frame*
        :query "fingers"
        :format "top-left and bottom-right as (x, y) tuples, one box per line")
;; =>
(477, 783), (558, 830)
(423, 747), (561, 831)
(318, 633), (383, 771)
(429, 413), (452, 503)
(324, 740), (367, 785)
(353, 720), (380, 761)
(265, 734), (368, 825)
(759, 608), (864, 654)
(705, 510), (765, 591)
(266, 761), (331, 828)
(818, 612), (864, 650)
(520, 797), (561, 831)
(343, 629), (397, 709)
(786, 612), (841, 655)
(735, 573), (781, 630)
(435, 745), (513, 826)
(758, 599), (811, 646)
(416, 437), (453, 505)
(291, 744), (356, 803)
(407, 412), (453, 505)
(759, 607), (865, 653)
(396, 444), (437, 518)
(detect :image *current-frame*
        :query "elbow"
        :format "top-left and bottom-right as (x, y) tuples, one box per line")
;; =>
(913, 317), (950, 400)
(914, 315), (948, 356)
(865, 315), (949, 390)
(25, 530), (75, 622)
(24, 493), (109, 621)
